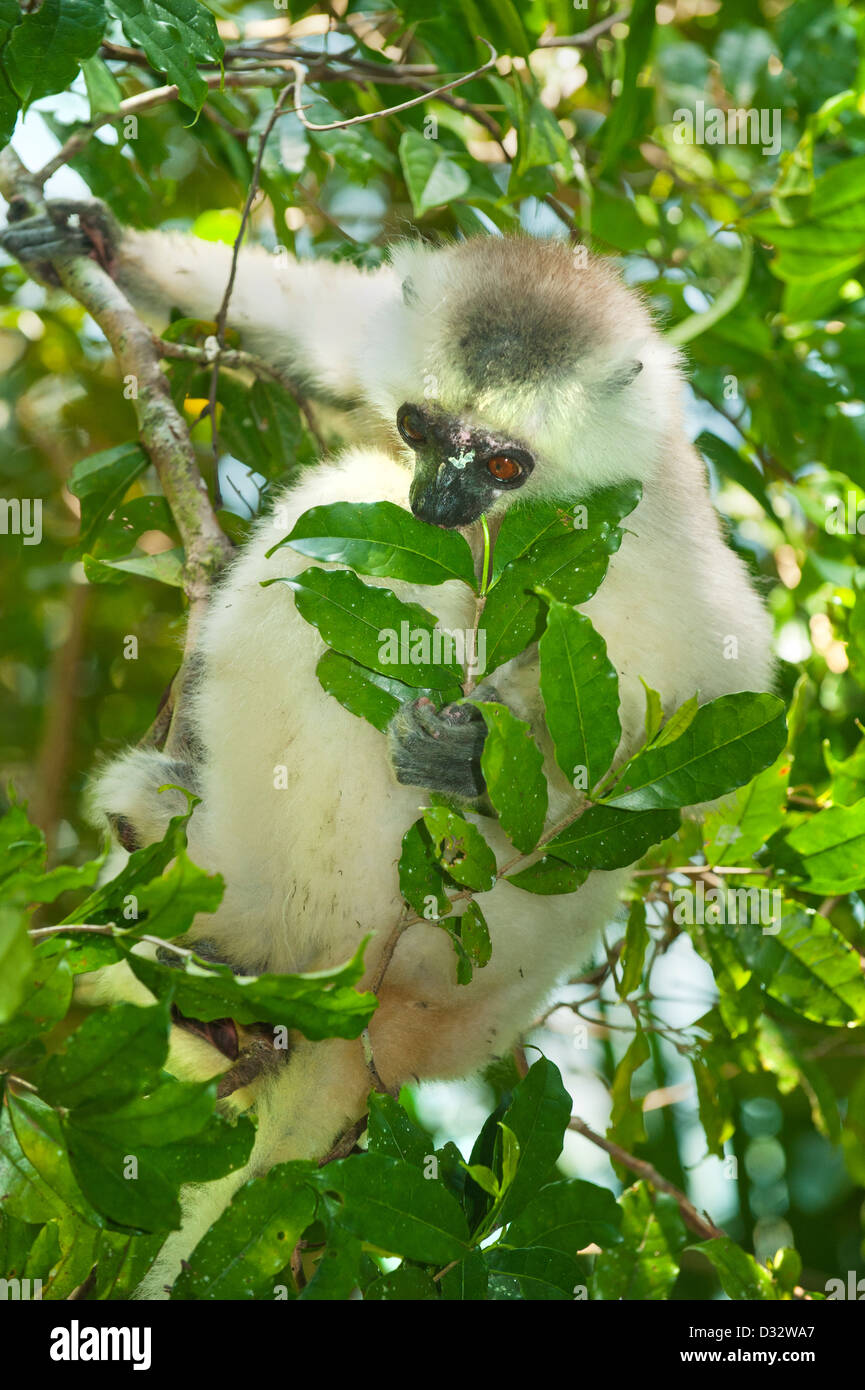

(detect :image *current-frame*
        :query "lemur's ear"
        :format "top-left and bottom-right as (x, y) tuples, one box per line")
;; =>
(605, 359), (643, 393)
(402, 276), (419, 308)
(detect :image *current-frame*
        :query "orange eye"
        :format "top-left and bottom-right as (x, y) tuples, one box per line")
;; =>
(488, 454), (522, 482)
(398, 408), (426, 445)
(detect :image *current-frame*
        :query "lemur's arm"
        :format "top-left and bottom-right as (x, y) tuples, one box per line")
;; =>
(0, 198), (396, 404)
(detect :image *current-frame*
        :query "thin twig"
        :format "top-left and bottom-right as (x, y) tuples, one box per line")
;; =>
(156, 337), (327, 452)
(207, 81), (299, 482)
(34, 70), (287, 187)
(537, 10), (630, 48)
(287, 38), (497, 132)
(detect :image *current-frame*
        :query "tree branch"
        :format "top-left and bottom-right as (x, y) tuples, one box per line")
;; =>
(567, 1114), (725, 1243)
(0, 147), (231, 650)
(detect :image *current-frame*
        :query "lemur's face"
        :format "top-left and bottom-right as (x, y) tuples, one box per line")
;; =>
(396, 401), (535, 529)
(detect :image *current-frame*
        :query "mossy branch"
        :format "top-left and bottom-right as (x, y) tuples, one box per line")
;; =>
(0, 146), (232, 634)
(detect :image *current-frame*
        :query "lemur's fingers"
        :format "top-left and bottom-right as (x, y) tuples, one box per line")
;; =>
(387, 697), (487, 799)
(1, 197), (119, 280)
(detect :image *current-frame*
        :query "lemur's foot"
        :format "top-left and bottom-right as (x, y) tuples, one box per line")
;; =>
(387, 686), (501, 800)
(1, 197), (120, 285)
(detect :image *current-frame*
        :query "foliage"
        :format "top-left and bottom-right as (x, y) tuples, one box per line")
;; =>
(2, 0), (865, 1302)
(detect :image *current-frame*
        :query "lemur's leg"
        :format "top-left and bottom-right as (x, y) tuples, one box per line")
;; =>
(87, 748), (199, 852)
(0, 198), (397, 402)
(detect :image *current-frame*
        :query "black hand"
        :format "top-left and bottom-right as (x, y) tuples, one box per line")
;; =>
(1, 198), (120, 285)
(387, 692), (499, 800)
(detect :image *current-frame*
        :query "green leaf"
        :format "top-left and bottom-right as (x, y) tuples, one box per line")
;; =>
(299, 1232), (363, 1302)
(316, 651), (400, 733)
(496, 1058), (571, 1225)
(697, 430), (773, 515)
(83, 548), (185, 587)
(365, 1265), (439, 1300)
(841, 1069), (865, 1188)
(399, 129), (471, 216)
(608, 1029), (650, 1157)
(651, 693), (699, 749)
(131, 849), (224, 939)
(81, 54), (121, 116)
(602, 693), (787, 810)
(313, 1152), (471, 1264)
(35, 999), (172, 1110)
(538, 600), (621, 792)
(618, 900), (648, 998)
(0, 1), (20, 144)
(71, 1075), (218, 1148)
(273, 501), (476, 587)
(367, 1093), (431, 1168)
(691, 1056), (735, 1158)
(478, 564), (546, 674)
(0, 63), (17, 148)
(476, 701), (548, 853)
(107, 0), (223, 113)
(593, 1185), (684, 1300)
(506, 1178), (623, 1254)
(303, 94), (396, 182)
(316, 651), (455, 734)
(0, 1100), (69, 1224)
(480, 483), (641, 675)
(597, 0), (656, 171)
(67, 443), (149, 558)
(758, 903), (865, 1025)
(781, 797), (865, 894)
(267, 568), (462, 691)
(172, 1163), (317, 1300)
(484, 1245), (580, 1300)
(7, 1090), (99, 1226)
(6, 0), (105, 107)
(668, 239), (753, 347)
(689, 1237), (778, 1300)
(752, 1017), (841, 1143)
(505, 856), (587, 895)
(702, 752), (790, 864)
(547, 806), (681, 871)
(491, 483), (642, 582)
(397, 818), (452, 919)
(438, 1249), (489, 1300)
(65, 1098), (254, 1232)
(0, 905), (34, 1025)
(93, 1230), (166, 1300)
(128, 941), (377, 1040)
(640, 677), (664, 743)
(460, 900), (491, 968)
(61, 806), (198, 927)
(422, 807), (497, 892)
(0, 951), (73, 1064)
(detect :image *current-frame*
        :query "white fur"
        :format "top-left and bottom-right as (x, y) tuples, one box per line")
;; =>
(85, 233), (773, 1296)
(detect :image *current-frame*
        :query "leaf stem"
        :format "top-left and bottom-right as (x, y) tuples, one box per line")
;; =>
(479, 513), (492, 596)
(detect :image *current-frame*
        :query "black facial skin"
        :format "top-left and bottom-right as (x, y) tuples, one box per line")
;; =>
(397, 403), (534, 529)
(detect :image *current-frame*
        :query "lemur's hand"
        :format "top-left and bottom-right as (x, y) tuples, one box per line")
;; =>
(1, 197), (120, 286)
(387, 686), (501, 800)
